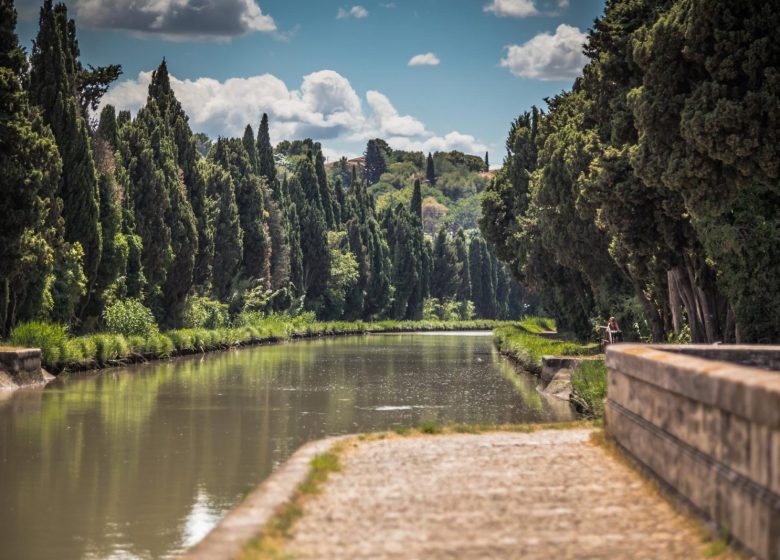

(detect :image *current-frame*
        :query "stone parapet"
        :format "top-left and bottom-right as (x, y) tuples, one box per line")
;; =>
(605, 344), (780, 560)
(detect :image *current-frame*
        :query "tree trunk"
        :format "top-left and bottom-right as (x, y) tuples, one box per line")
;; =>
(667, 269), (683, 335)
(634, 280), (665, 342)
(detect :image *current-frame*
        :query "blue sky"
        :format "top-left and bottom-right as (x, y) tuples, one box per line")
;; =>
(15, 0), (605, 162)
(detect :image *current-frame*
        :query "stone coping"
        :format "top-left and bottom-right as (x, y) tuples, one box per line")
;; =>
(184, 435), (349, 560)
(0, 346), (42, 357)
(606, 344), (780, 428)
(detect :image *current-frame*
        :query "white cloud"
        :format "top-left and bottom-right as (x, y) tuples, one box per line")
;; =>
(483, 0), (570, 17)
(483, 0), (538, 18)
(408, 53), (440, 66)
(388, 132), (488, 155)
(366, 91), (427, 137)
(101, 68), (487, 156)
(500, 24), (587, 80)
(337, 5), (368, 19)
(69, 0), (276, 40)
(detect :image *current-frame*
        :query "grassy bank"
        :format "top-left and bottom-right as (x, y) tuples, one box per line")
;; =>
(493, 322), (606, 417)
(6, 318), (514, 373)
(493, 323), (600, 375)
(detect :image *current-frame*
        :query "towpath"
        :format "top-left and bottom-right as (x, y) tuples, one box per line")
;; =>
(285, 429), (716, 559)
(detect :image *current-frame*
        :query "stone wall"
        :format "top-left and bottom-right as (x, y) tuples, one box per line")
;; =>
(605, 344), (780, 560)
(0, 347), (48, 390)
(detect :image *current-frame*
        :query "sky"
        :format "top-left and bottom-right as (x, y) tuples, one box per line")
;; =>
(15, 0), (606, 163)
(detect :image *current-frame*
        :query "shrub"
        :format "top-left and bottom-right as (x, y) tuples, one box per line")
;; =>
(183, 296), (230, 329)
(10, 322), (68, 366)
(103, 299), (158, 338)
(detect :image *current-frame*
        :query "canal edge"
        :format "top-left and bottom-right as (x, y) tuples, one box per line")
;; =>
(183, 435), (351, 560)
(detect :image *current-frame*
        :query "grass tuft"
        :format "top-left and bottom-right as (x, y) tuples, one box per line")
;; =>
(571, 360), (608, 418)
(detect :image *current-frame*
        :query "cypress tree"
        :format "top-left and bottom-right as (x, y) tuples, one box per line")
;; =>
(469, 237), (484, 317)
(410, 179), (422, 222)
(204, 161), (242, 300)
(454, 228), (471, 301)
(88, 110), (130, 318)
(242, 124), (258, 174)
(484, 151), (489, 171)
(384, 204), (420, 320)
(266, 196), (290, 290)
(286, 202), (304, 295)
(426, 152), (436, 185)
(363, 139), (387, 185)
(297, 154), (323, 210)
(256, 113), (276, 187)
(29, 0), (101, 306)
(300, 202), (330, 303)
(212, 138), (270, 285)
(364, 218), (392, 319)
(146, 59), (207, 298)
(431, 226), (458, 300)
(0, 0), (62, 335)
(97, 105), (119, 150)
(143, 61), (197, 326)
(315, 147), (336, 227)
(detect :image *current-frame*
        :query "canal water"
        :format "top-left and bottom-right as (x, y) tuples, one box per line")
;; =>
(0, 332), (573, 559)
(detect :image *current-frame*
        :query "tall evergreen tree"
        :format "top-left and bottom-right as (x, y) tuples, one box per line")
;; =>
(484, 151), (489, 171)
(286, 202), (304, 296)
(0, 0), (63, 335)
(29, 0), (101, 306)
(430, 227), (459, 300)
(384, 204), (421, 320)
(410, 178), (422, 221)
(266, 195), (290, 290)
(256, 113), (276, 188)
(146, 59), (208, 297)
(426, 152), (436, 185)
(242, 124), (259, 174)
(363, 139), (387, 185)
(315, 147), (336, 227)
(212, 138), (270, 285)
(145, 61), (198, 326)
(300, 202), (330, 304)
(204, 161), (242, 300)
(454, 228), (471, 301)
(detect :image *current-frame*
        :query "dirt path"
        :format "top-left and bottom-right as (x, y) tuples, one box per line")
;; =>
(286, 429), (711, 559)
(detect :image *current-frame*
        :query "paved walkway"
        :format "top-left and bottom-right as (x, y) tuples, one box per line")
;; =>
(287, 429), (711, 559)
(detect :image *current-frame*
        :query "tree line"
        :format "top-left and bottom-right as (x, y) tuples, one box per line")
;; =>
(480, 0), (779, 343)
(0, 0), (523, 337)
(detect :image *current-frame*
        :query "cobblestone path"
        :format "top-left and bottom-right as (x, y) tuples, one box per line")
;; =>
(287, 429), (711, 559)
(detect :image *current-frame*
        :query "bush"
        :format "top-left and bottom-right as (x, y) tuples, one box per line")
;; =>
(10, 321), (68, 366)
(183, 296), (230, 329)
(103, 299), (159, 338)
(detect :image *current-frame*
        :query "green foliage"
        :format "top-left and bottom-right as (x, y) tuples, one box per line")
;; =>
(103, 298), (158, 338)
(183, 296), (229, 329)
(10, 321), (68, 365)
(423, 298), (475, 321)
(321, 232), (359, 320)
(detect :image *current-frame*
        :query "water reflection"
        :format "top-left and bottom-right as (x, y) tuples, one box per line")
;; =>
(0, 333), (572, 559)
